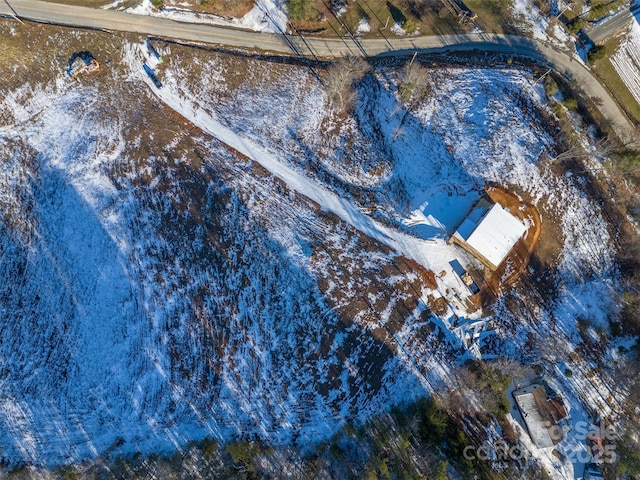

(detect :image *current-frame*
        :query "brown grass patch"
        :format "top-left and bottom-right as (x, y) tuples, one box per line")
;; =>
(0, 20), (129, 92)
(290, 0), (470, 37)
(427, 294), (448, 316)
(162, 0), (255, 19)
(37, 0), (112, 7)
(464, 0), (516, 35)
(402, 257), (437, 289)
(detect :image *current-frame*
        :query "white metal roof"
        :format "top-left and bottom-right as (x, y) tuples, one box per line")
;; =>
(454, 203), (526, 268)
(514, 385), (554, 449)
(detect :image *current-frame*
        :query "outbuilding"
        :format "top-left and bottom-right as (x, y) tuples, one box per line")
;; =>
(450, 199), (526, 271)
(513, 383), (568, 449)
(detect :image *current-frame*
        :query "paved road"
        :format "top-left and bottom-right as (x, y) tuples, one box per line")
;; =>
(587, 4), (640, 44)
(0, 0), (636, 142)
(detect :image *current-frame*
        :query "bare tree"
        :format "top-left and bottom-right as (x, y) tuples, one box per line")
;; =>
(391, 58), (431, 137)
(325, 56), (371, 112)
(434, 388), (468, 416)
(398, 60), (430, 104)
(491, 358), (536, 388)
(445, 363), (513, 417)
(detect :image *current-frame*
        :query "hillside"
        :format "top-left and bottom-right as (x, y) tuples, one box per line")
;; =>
(0, 19), (638, 479)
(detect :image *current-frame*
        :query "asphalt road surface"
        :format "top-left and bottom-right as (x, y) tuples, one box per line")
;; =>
(0, 0), (636, 143)
(587, 4), (640, 44)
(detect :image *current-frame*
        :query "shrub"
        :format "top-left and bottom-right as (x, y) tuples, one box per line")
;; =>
(287, 0), (314, 21)
(552, 102), (565, 116)
(621, 297), (640, 336)
(226, 441), (254, 466)
(533, 0), (550, 15)
(432, 461), (448, 480)
(544, 75), (559, 98)
(463, 360), (511, 417)
(325, 56), (371, 112)
(201, 437), (218, 457)
(398, 61), (429, 103)
(613, 149), (640, 174)
(610, 321), (623, 337)
(617, 427), (640, 476)
(562, 97), (579, 110)
(587, 45), (607, 63)
(402, 18), (417, 33)
(417, 398), (449, 444)
(567, 17), (583, 34)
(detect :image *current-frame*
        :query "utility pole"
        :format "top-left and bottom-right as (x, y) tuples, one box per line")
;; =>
(556, 2), (571, 18)
(3, 0), (24, 24)
(533, 68), (552, 84)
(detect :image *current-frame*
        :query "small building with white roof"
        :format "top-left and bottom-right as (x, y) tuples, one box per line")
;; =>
(513, 383), (568, 449)
(450, 199), (526, 271)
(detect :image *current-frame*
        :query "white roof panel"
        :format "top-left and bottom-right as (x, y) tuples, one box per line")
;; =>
(514, 388), (555, 449)
(458, 204), (526, 268)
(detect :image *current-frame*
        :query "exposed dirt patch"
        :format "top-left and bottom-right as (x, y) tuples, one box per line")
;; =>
(501, 179), (564, 301)
(427, 294), (448, 316)
(487, 185), (541, 280)
(469, 185), (542, 306)
(402, 258), (437, 289)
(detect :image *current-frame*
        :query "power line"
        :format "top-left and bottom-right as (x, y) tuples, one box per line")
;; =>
(3, 0), (25, 24)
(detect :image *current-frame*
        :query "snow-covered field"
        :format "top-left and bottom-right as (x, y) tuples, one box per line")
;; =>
(146, 45), (620, 479)
(0, 39), (462, 466)
(0, 25), (626, 478)
(611, 18), (640, 106)
(0, 81), (439, 464)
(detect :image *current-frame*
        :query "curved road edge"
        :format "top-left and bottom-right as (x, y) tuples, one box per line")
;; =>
(0, 0), (636, 143)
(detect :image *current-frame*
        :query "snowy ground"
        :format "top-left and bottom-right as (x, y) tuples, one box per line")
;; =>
(611, 17), (640, 106)
(510, 0), (573, 49)
(108, 0), (288, 33)
(0, 80), (444, 464)
(0, 25), (626, 476)
(0, 39), (463, 466)
(125, 43), (484, 316)
(135, 45), (622, 480)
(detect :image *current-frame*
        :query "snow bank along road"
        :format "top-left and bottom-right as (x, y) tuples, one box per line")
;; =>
(0, 0), (636, 144)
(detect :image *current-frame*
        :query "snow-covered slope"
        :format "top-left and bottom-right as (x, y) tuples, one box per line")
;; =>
(0, 26), (624, 476)
(0, 89), (423, 464)
(0, 58), (448, 466)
